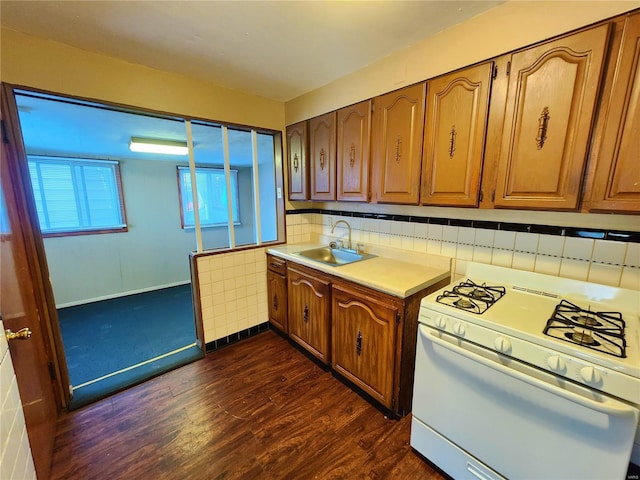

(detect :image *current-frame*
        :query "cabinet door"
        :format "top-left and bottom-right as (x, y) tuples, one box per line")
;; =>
(332, 282), (399, 408)
(286, 121), (308, 201)
(337, 100), (371, 202)
(588, 13), (640, 213)
(494, 24), (610, 210)
(371, 83), (426, 204)
(267, 270), (288, 333)
(421, 62), (493, 206)
(309, 112), (336, 201)
(287, 265), (331, 364)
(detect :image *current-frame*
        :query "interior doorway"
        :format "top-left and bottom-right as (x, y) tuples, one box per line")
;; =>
(13, 88), (204, 408)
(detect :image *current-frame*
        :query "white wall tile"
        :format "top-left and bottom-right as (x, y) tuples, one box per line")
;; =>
(512, 251), (536, 272)
(559, 258), (590, 282)
(493, 230), (515, 250)
(457, 227), (476, 245)
(562, 237), (594, 261)
(442, 225), (459, 243)
(474, 229), (494, 248)
(592, 240), (627, 265)
(426, 239), (442, 255)
(401, 221), (415, 237)
(515, 232), (539, 254)
(491, 249), (513, 268)
(472, 246), (492, 264)
(440, 241), (457, 258)
(588, 262), (623, 287)
(620, 267), (640, 290)
(427, 224), (443, 240)
(415, 223), (429, 239)
(537, 234), (565, 257)
(456, 243), (474, 261)
(534, 255), (561, 276)
(624, 243), (640, 267)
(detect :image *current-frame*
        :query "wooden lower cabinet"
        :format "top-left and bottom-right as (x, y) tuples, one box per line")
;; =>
(332, 281), (400, 410)
(272, 256), (450, 415)
(287, 263), (331, 365)
(267, 270), (288, 333)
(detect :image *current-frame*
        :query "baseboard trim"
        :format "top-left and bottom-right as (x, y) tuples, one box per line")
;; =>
(205, 322), (270, 353)
(56, 281), (192, 309)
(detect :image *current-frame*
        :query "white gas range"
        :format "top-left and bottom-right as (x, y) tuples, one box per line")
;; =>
(411, 262), (640, 480)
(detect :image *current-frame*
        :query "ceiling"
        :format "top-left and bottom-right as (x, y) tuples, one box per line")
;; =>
(1, 0), (502, 103)
(3, 1), (503, 162)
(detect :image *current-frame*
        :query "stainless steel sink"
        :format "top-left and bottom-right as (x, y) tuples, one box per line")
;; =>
(294, 247), (375, 266)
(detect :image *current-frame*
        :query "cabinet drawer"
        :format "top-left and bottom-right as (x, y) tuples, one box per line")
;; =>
(267, 254), (286, 275)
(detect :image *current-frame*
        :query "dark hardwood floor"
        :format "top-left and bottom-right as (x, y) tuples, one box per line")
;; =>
(50, 330), (447, 480)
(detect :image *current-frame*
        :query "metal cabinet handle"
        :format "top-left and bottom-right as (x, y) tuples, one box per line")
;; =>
(536, 106), (550, 150)
(293, 153), (299, 172)
(273, 293), (278, 311)
(449, 125), (457, 159)
(303, 305), (309, 323)
(356, 331), (362, 356)
(5, 328), (32, 342)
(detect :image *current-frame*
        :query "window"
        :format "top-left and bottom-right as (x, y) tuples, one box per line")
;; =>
(177, 166), (239, 228)
(27, 156), (126, 236)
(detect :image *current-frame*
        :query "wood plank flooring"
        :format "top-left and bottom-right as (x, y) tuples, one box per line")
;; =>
(50, 330), (447, 480)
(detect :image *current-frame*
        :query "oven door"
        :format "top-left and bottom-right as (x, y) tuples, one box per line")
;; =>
(411, 324), (639, 480)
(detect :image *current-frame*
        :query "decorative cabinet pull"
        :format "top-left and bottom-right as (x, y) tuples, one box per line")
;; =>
(449, 125), (457, 159)
(349, 143), (356, 168)
(319, 148), (326, 170)
(356, 330), (362, 356)
(293, 153), (299, 172)
(273, 293), (278, 311)
(395, 136), (402, 163)
(536, 107), (550, 150)
(303, 304), (309, 323)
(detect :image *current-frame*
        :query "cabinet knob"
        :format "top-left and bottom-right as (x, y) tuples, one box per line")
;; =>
(303, 304), (309, 323)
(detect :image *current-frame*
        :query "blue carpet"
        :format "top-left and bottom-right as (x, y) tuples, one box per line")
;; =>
(58, 284), (204, 409)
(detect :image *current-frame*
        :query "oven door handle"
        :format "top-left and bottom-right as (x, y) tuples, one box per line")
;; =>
(421, 326), (638, 419)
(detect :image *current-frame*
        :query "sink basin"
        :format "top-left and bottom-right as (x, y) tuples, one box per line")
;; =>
(295, 247), (374, 266)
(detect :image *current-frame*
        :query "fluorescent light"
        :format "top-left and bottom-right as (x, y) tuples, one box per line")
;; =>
(129, 137), (188, 155)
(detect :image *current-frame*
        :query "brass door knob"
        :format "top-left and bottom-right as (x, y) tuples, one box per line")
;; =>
(5, 328), (32, 341)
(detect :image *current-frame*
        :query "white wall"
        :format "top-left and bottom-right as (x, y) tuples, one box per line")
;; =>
(0, 320), (37, 480)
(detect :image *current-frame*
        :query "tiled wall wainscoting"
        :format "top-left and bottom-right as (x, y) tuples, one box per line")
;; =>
(195, 248), (269, 345)
(286, 211), (640, 290)
(0, 320), (37, 480)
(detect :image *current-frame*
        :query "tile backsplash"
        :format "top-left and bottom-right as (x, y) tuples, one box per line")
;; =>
(286, 210), (640, 290)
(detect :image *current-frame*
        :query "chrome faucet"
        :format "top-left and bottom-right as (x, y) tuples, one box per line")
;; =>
(331, 220), (352, 250)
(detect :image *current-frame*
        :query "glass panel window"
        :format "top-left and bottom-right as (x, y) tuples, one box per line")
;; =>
(27, 156), (126, 236)
(178, 166), (239, 228)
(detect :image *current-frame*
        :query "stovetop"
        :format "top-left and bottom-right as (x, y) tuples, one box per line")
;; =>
(421, 263), (640, 380)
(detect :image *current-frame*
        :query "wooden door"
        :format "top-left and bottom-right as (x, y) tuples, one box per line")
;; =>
(286, 121), (308, 201)
(421, 62), (493, 206)
(267, 270), (288, 333)
(371, 83), (426, 204)
(331, 282), (398, 409)
(337, 100), (371, 202)
(1, 85), (63, 480)
(587, 13), (640, 213)
(493, 24), (610, 210)
(287, 264), (330, 364)
(309, 112), (336, 201)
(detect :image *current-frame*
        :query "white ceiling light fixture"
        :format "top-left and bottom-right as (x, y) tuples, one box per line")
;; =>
(129, 137), (188, 155)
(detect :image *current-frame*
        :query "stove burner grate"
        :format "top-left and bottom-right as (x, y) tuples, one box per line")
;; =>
(544, 299), (626, 358)
(436, 279), (506, 314)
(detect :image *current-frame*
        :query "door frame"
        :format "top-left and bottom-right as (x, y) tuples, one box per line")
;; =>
(2, 82), (71, 408)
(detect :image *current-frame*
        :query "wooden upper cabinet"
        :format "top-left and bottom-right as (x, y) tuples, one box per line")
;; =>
(493, 23), (611, 210)
(309, 112), (336, 201)
(286, 121), (308, 201)
(586, 13), (640, 213)
(337, 100), (371, 202)
(421, 62), (493, 206)
(371, 83), (426, 204)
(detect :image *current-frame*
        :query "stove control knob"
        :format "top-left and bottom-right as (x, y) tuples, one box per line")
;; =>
(580, 366), (602, 384)
(494, 336), (512, 354)
(434, 316), (447, 330)
(453, 322), (466, 337)
(547, 355), (566, 373)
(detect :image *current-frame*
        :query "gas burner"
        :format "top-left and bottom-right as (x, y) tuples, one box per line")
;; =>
(454, 298), (474, 309)
(544, 300), (626, 358)
(436, 279), (506, 314)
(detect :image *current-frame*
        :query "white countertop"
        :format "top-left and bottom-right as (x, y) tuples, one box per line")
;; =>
(267, 241), (451, 298)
